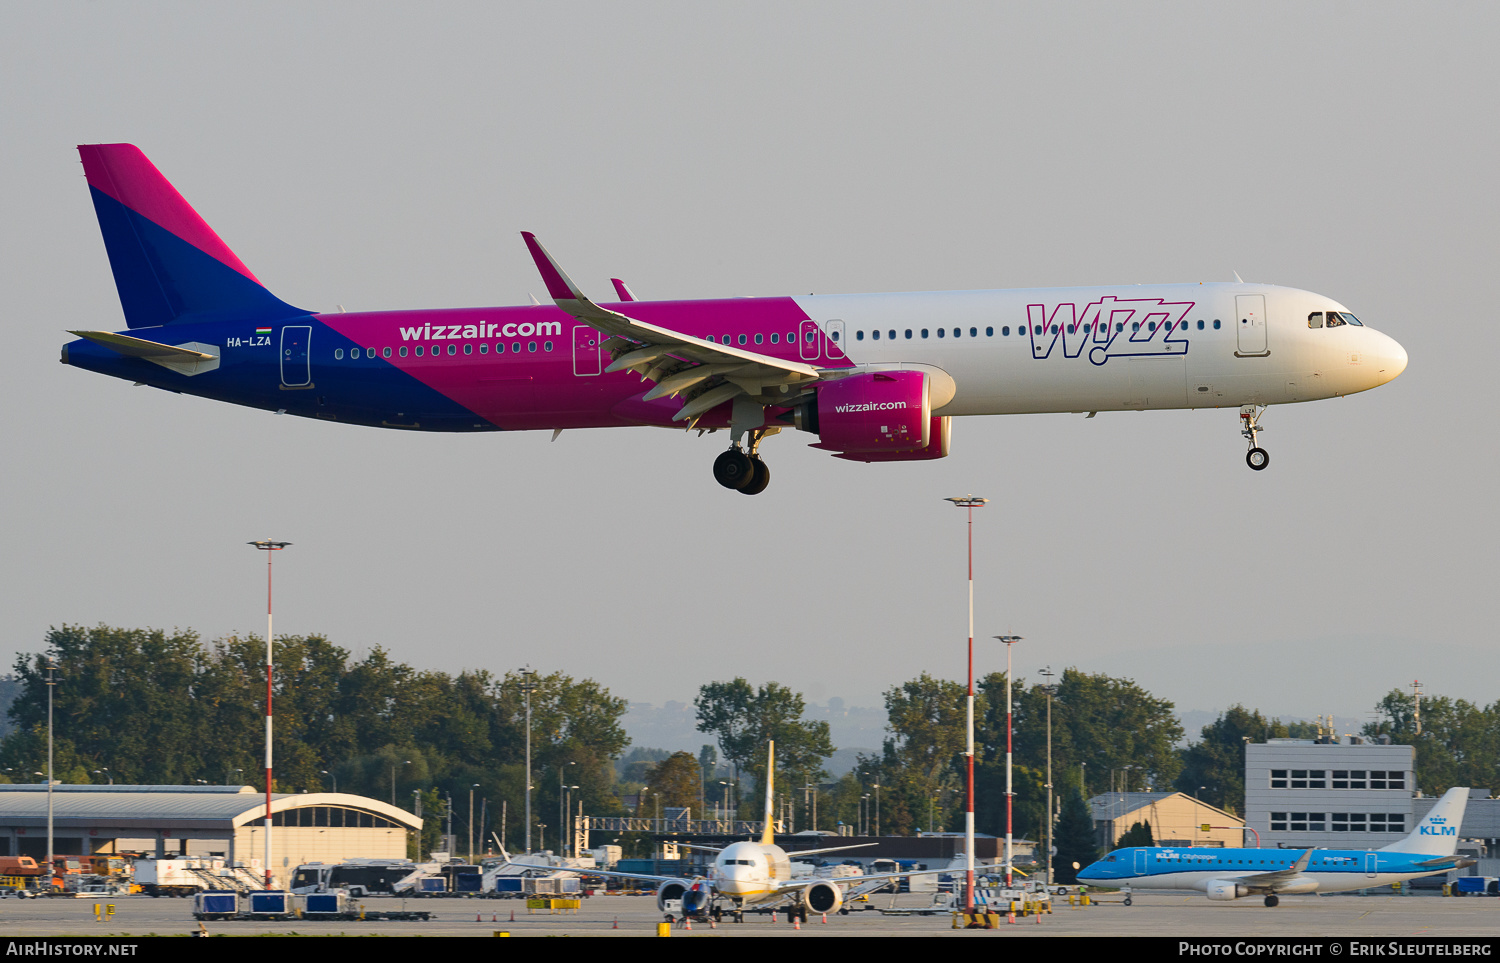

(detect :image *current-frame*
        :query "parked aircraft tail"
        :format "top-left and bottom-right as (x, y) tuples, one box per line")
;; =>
(760, 740), (775, 846)
(77, 144), (306, 328)
(1381, 786), (1469, 855)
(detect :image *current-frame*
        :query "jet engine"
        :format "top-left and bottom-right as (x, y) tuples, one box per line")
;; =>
(1204, 879), (1250, 901)
(802, 880), (844, 915)
(787, 370), (933, 453)
(831, 415), (950, 462)
(656, 878), (710, 917)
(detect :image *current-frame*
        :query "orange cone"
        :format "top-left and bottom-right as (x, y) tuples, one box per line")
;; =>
(822, 913), (828, 924)
(612, 917), (618, 929)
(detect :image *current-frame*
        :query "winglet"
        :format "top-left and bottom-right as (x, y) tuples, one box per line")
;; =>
(521, 232), (588, 303)
(610, 278), (637, 302)
(760, 740), (776, 846)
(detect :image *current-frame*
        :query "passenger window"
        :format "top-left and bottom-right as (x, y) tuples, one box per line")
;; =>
(399, 346), (408, 357)
(545, 341), (553, 351)
(772, 333), (781, 344)
(904, 329), (912, 339)
(921, 329), (928, 338)
(887, 330), (895, 340)
(1002, 326), (1009, 336)
(755, 333), (764, 344)
(872, 330), (880, 340)
(937, 328), (945, 338)
(415, 346), (424, 357)
(495, 343), (504, 353)
(479, 343), (487, 354)
(738, 334), (747, 345)
(854, 331), (862, 341)
(462, 344), (472, 355)
(367, 348), (376, 359)
(383, 347), (392, 358)
(1213, 319), (1221, 329)
(986, 326), (993, 336)
(334, 348), (344, 360)
(970, 327), (977, 337)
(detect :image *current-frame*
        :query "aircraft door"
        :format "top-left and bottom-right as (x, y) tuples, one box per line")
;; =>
(573, 325), (602, 376)
(280, 326), (311, 386)
(1364, 853), (1378, 877)
(1235, 295), (1268, 356)
(1134, 850), (1147, 875)
(825, 320), (847, 360)
(799, 320), (822, 361)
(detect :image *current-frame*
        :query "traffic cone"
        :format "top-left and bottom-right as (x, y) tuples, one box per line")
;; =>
(509, 909), (515, 921)
(476, 912), (482, 922)
(612, 917), (618, 930)
(771, 910), (777, 923)
(794, 916), (801, 930)
(822, 913), (828, 923)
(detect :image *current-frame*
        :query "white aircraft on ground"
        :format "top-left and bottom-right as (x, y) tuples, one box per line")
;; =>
(1077, 786), (1474, 907)
(505, 742), (942, 923)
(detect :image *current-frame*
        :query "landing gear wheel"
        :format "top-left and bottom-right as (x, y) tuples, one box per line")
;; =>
(1246, 447), (1270, 471)
(713, 448), (754, 490)
(1123, 895), (1132, 906)
(738, 457), (771, 495)
(1264, 894), (1279, 907)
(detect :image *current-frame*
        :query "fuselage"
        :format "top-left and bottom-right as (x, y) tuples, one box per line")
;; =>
(713, 839), (794, 905)
(1078, 845), (1453, 895)
(63, 282), (1407, 433)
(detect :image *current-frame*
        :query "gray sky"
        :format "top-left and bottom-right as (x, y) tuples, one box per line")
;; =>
(3, 2), (1495, 744)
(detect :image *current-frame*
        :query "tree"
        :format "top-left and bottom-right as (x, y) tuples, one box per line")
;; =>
(1053, 790), (1098, 884)
(1363, 690), (1500, 795)
(694, 679), (834, 808)
(1175, 704), (1323, 815)
(642, 752), (702, 811)
(1115, 820), (1154, 848)
(870, 674), (974, 836)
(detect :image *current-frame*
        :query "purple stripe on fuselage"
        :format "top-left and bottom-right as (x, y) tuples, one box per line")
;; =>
(316, 297), (820, 429)
(77, 144), (261, 283)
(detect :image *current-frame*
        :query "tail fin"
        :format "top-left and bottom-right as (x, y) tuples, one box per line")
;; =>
(78, 144), (306, 328)
(760, 740), (776, 846)
(1381, 786), (1469, 854)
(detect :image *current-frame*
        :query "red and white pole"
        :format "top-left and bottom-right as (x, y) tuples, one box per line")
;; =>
(945, 496), (985, 914)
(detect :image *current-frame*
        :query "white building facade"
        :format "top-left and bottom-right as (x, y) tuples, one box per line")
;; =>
(1244, 740), (1415, 850)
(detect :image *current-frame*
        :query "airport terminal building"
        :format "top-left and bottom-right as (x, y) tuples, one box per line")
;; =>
(0, 784), (420, 884)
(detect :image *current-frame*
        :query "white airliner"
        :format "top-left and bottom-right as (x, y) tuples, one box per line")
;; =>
(66, 145), (1409, 493)
(505, 742), (940, 923)
(1078, 787), (1473, 906)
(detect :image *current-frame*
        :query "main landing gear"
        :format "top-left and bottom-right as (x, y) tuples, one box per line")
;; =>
(1264, 894), (1280, 907)
(713, 428), (775, 495)
(1240, 405), (1270, 471)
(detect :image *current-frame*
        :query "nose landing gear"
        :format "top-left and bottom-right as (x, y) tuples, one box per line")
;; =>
(1240, 405), (1269, 471)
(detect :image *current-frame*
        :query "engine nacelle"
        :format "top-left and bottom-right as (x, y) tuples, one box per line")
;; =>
(803, 880), (844, 915)
(832, 415), (950, 462)
(800, 370), (932, 453)
(1204, 879), (1250, 901)
(656, 878), (697, 914)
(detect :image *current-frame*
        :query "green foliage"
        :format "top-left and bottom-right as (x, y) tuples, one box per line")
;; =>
(1053, 790), (1098, 884)
(1363, 690), (1500, 795)
(694, 678), (834, 813)
(642, 752), (702, 811)
(1174, 704), (1319, 815)
(2, 625), (631, 855)
(872, 673), (972, 836)
(1115, 820), (1154, 848)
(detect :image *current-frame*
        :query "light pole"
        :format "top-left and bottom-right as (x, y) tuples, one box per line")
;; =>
(994, 635), (1022, 887)
(320, 770), (336, 793)
(469, 783), (480, 862)
(558, 761), (576, 858)
(248, 539), (290, 888)
(1039, 666), (1056, 886)
(518, 668), (539, 853)
(944, 494), (985, 913)
(45, 660), (57, 891)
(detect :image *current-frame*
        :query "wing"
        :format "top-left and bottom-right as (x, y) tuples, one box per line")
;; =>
(769, 864), (951, 897)
(521, 233), (823, 425)
(1235, 849), (1315, 892)
(503, 857), (687, 886)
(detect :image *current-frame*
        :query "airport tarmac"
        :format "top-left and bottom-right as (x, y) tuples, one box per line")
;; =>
(1, 891), (1498, 938)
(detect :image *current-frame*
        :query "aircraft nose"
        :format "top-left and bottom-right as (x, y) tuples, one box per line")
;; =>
(1372, 330), (1408, 385)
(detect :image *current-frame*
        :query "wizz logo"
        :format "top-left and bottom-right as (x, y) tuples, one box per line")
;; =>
(1026, 296), (1194, 366)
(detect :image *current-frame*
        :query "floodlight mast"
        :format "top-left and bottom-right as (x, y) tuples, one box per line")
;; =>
(248, 539), (290, 888)
(944, 494), (985, 914)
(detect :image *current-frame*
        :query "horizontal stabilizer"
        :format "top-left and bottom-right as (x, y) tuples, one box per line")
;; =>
(68, 330), (220, 376)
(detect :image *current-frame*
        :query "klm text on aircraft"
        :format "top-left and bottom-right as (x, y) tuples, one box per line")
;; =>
(63, 145), (1408, 492)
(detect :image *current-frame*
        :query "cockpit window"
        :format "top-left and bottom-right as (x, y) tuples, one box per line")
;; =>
(1308, 312), (1324, 329)
(1340, 312), (1363, 326)
(1326, 312), (1346, 328)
